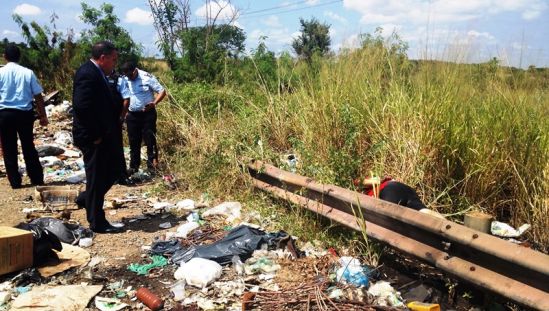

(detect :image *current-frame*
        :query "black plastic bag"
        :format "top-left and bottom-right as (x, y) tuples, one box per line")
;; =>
(171, 225), (288, 265)
(16, 223), (63, 267)
(30, 217), (93, 245)
(150, 239), (183, 256)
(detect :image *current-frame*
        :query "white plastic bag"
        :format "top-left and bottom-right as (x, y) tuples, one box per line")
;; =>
(491, 221), (531, 238)
(176, 222), (200, 238)
(175, 199), (196, 211)
(174, 258), (222, 289)
(202, 202), (242, 223)
(368, 281), (405, 307)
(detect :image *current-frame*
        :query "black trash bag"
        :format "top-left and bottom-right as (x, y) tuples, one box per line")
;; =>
(30, 217), (93, 245)
(11, 268), (43, 287)
(171, 225), (289, 265)
(16, 223), (63, 267)
(36, 145), (65, 157)
(150, 239), (183, 256)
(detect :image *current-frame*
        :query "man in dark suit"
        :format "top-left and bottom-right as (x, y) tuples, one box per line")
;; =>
(72, 41), (124, 234)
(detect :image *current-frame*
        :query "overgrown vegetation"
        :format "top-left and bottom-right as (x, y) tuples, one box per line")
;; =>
(155, 29), (549, 251)
(2, 1), (547, 252)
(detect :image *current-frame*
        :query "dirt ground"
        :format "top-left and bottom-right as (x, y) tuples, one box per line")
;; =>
(0, 173), (193, 309)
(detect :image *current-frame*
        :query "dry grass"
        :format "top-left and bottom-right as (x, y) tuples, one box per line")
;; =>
(153, 46), (549, 252)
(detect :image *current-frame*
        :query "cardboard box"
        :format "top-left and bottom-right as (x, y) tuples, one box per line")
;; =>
(34, 186), (81, 211)
(0, 227), (33, 276)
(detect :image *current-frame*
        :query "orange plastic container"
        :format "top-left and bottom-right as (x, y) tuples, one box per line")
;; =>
(136, 287), (164, 311)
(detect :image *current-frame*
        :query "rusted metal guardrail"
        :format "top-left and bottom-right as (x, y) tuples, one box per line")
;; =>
(246, 159), (549, 310)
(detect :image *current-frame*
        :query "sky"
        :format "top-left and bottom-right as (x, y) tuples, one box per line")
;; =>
(1, 0), (548, 68)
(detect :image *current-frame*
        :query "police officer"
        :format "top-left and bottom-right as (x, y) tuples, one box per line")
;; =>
(107, 69), (130, 183)
(121, 61), (166, 174)
(0, 43), (48, 189)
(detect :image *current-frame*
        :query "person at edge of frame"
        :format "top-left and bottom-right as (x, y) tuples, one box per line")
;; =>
(0, 43), (48, 189)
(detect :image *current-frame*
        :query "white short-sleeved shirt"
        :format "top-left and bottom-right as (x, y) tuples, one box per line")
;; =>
(0, 62), (43, 111)
(125, 69), (164, 112)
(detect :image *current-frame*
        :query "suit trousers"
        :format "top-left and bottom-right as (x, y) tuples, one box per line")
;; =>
(80, 141), (116, 230)
(126, 109), (158, 170)
(0, 109), (43, 187)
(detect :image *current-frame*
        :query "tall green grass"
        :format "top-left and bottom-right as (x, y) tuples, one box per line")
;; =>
(155, 44), (549, 252)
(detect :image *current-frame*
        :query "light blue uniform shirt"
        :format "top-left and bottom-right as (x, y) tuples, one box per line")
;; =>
(117, 77), (130, 99)
(0, 62), (43, 111)
(125, 69), (164, 112)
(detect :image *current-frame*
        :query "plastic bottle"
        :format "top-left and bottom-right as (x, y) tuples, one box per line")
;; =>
(407, 301), (441, 311)
(136, 287), (164, 311)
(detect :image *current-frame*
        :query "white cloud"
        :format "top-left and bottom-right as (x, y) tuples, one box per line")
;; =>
(307, 0), (320, 4)
(324, 11), (348, 24)
(2, 30), (18, 37)
(124, 8), (154, 26)
(343, 0), (548, 24)
(467, 30), (495, 41)
(249, 28), (300, 46)
(196, 0), (239, 22)
(263, 15), (281, 28)
(13, 3), (42, 16)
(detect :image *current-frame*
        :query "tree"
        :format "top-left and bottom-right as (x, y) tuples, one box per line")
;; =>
(292, 18), (331, 61)
(79, 3), (142, 66)
(175, 24), (245, 82)
(11, 13), (76, 90)
(148, 0), (190, 67)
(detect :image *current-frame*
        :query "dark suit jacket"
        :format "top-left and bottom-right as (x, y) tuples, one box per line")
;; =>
(72, 60), (118, 148)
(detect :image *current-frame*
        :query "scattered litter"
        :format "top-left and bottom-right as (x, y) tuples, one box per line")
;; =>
(29, 217), (92, 245)
(174, 258), (222, 289)
(37, 243), (91, 277)
(368, 281), (405, 307)
(62, 149), (80, 158)
(408, 301), (441, 311)
(65, 171), (86, 184)
(128, 255), (168, 275)
(171, 225), (288, 265)
(153, 202), (173, 211)
(403, 284), (433, 302)
(11, 284), (102, 311)
(202, 202), (242, 223)
(136, 287), (164, 311)
(175, 221), (200, 238)
(186, 212), (200, 223)
(170, 281), (186, 301)
(53, 131), (73, 146)
(159, 222), (172, 229)
(175, 199), (195, 211)
(36, 145), (65, 157)
(335, 256), (370, 287)
(150, 240), (183, 256)
(40, 156), (64, 168)
(0, 291), (11, 305)
(95, 296), (128, 311)
(491, 221), (531, 238)
(79, 237), (93, 248)
(34, 186), (81, 211)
